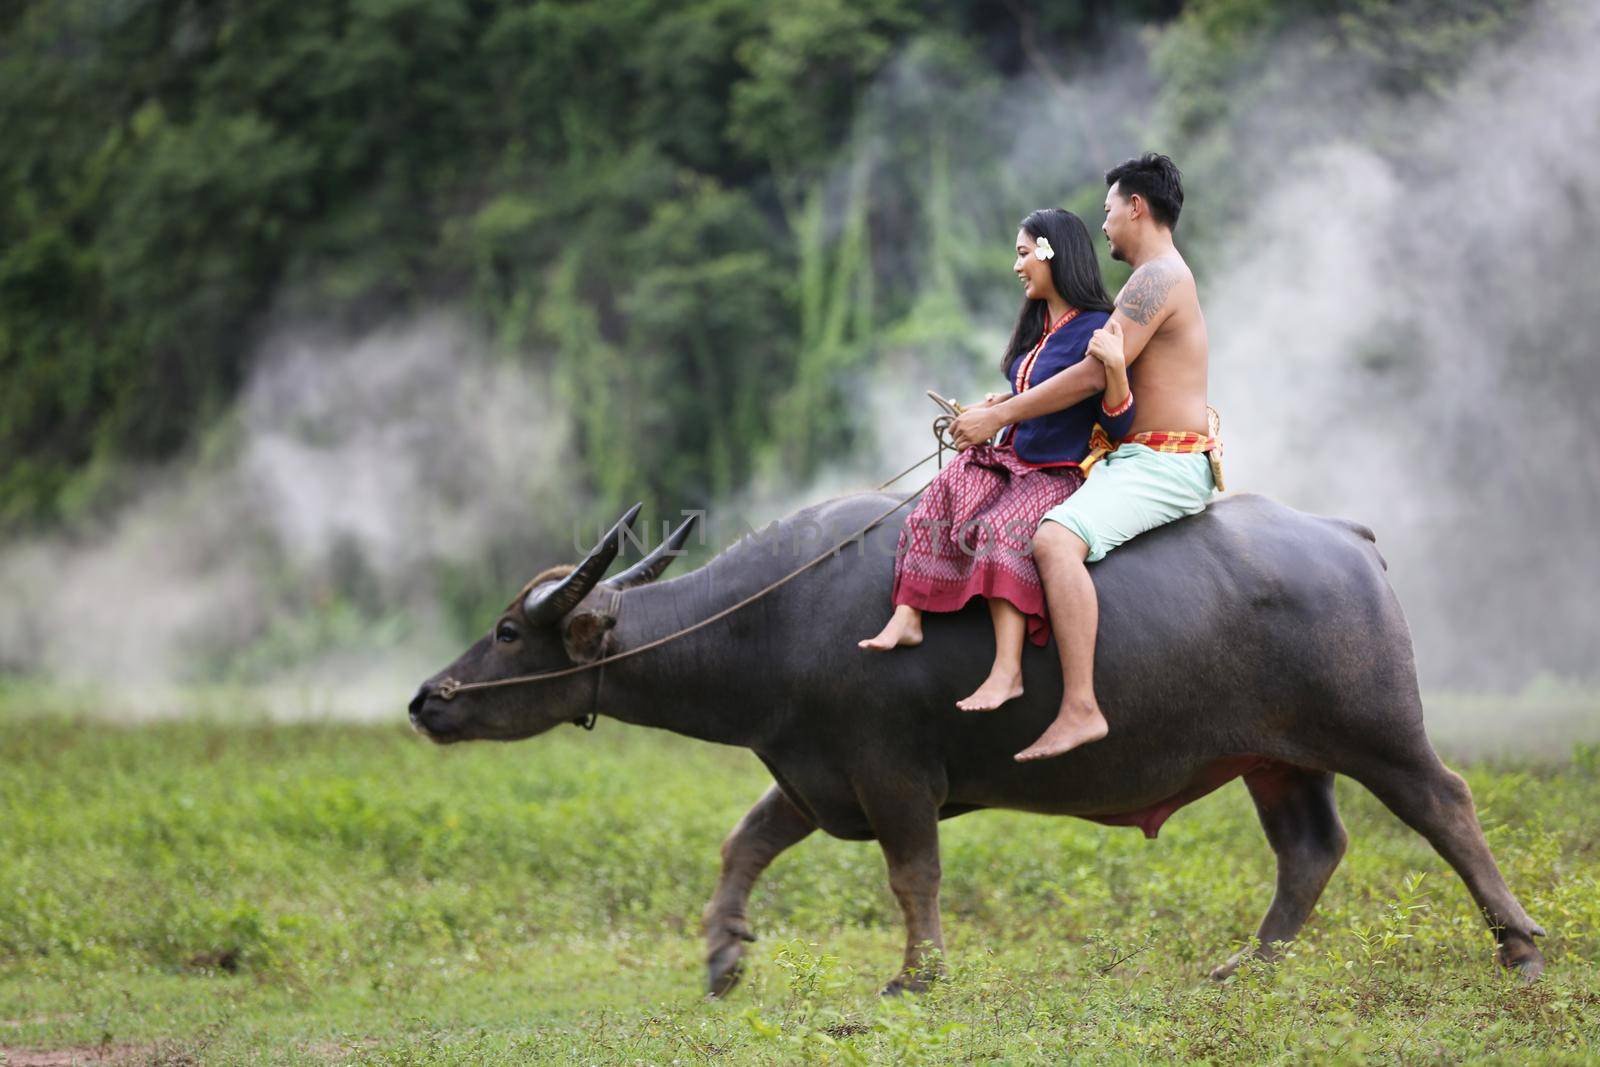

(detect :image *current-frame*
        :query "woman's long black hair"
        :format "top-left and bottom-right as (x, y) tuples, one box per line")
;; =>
(1001, 208), (1114, 377)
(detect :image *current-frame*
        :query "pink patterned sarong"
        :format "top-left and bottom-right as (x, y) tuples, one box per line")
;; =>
(891, 444), (1084, 646)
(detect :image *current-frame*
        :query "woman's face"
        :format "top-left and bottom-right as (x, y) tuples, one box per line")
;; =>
(1013, 229), (1055, 303)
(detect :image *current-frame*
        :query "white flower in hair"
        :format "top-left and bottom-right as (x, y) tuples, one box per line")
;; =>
(1034, 237), (1055, 261)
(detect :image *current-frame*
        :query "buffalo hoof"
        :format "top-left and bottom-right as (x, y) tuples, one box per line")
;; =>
(880, 962), (945, 997)
(705, 921), (757, 999)
(1498, 934), (1546, 983)
(880, 974), (931, 997)
(1209, 940), (1283, 981)
(1208, 953), (1245, 981)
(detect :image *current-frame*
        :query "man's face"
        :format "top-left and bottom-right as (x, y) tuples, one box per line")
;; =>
(1103, 182), (1134, 263)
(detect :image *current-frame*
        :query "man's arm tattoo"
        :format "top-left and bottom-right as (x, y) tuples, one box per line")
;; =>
(1116, 259), (1181, 325)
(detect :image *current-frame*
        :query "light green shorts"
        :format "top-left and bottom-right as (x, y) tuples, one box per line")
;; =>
(1041, 443), (1216, 562)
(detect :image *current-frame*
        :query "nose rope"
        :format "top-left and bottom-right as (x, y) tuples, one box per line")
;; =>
(433, 429), (959, 705)
(573, 588), (619, 729)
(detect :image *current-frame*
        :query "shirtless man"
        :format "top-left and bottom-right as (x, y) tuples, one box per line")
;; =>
(950, 153), (1214, 761)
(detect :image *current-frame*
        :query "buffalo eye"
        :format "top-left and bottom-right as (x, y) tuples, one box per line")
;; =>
(495, 622), (520, 644)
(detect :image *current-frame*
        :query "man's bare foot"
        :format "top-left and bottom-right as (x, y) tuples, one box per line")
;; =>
(858, 606), (923, 651)
(1014, 699), (1108, 761)
(956, 668), (1023, 711)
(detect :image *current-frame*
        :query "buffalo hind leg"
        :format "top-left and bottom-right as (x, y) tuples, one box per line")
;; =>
(1212, 765), (1347, 979)
(868, 801), (945, 995)
(1353, 750), (1546, 980)
(703, 785), (816, 998)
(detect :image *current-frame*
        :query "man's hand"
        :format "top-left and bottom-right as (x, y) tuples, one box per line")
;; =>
(1086, 320), (1126, 371)
(951, 405), (1006, 450)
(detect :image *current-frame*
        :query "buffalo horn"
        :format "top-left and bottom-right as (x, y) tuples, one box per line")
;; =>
(605, 512), (700, 590)
(524, 502), (643, 623)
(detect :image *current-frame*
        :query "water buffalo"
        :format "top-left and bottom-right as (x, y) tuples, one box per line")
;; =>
(409, 491), (1545, 995)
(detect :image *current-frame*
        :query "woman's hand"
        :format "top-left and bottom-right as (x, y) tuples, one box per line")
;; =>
(967, 392), (1007, 409)
(951, 405), (1006, 450)
(1086, 319), (1127, 371)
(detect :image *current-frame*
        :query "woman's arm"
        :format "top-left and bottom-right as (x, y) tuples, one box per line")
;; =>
(1088, 320), (1130, 409)
(1098, 383), (1136, 440)
(1087, 319), (1134, 439)
(950, 351), (1105, 448)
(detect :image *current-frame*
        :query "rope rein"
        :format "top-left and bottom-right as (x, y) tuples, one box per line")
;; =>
(435, 416), (963, 703)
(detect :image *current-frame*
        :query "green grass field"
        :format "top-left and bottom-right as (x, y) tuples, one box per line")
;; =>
(3, 698), (1599, 1064)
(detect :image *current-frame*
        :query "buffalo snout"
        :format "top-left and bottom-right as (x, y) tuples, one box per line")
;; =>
(408, 683), (459, 742)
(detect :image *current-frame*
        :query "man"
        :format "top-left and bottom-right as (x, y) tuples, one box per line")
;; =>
(951, 153), (1216, 761)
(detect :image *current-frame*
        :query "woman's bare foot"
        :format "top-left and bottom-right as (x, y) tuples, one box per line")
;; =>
(858, 605), (923, 651)
(956, 667), (1023, 711)
(1014, 697), (1109, 760)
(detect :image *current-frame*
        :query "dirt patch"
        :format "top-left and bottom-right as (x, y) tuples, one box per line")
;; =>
(0, 1042), (193, 1065)
(0, 1046), (146, 1066)
(301, 1036), (381, 1059)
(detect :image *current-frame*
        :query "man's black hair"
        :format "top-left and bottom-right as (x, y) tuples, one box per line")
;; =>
(1105, 153), (1184, 230)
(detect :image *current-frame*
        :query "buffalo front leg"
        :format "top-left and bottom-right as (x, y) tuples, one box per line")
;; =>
(1212, 764), (1347, 979)
(870, 805), (945, 995)
(703, 785), (816, 998)
(1353, 750), (1546, 980)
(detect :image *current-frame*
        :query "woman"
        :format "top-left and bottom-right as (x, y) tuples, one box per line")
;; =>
(858, 208), (1133, 712)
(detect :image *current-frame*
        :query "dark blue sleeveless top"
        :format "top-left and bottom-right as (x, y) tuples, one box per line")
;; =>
(1002, 310), (1133, 466)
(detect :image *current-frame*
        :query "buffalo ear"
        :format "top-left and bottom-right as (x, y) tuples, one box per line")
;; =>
(562, 610), (616, 664)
